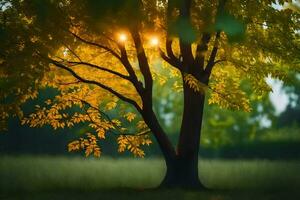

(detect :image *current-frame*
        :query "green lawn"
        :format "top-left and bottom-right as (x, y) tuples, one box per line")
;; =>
(1, 156), (300, 199)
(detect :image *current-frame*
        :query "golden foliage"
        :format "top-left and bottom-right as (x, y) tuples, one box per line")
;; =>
(68, 133), (101, 157)
(124, 112), (136, 122)
(208, 66), (252, 112)
(117, 133), (152, 158)
(184, 74), (208, 93)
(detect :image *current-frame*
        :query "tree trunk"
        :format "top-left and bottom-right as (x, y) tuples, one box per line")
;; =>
(160, 154), (204, 189)
(160, 81), (206, 189)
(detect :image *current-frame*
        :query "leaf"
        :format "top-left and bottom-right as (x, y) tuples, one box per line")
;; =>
(168, 17), (197, 43)
(137, 121), (148, 130)
(96, 128), (106, 139)
(215, 11), (246, 43)
(184, 74), (208, 93)
(112, 119), (122, 127)
(124, 112), (136, 122)
(105, 102), (117, 110)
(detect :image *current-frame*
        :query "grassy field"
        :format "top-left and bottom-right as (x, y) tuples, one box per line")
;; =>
(1, 156), (300, 199)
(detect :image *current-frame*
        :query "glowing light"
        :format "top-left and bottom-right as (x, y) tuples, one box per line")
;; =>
(118, 33), (127, 42)
(150, 37), (159, 46)
(63, 48), (68, 56)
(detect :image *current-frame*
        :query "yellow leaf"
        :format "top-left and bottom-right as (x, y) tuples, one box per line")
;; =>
(124, 112), (136, 122)
(105, 102), (117, 110)
(96, 128), (106, 139)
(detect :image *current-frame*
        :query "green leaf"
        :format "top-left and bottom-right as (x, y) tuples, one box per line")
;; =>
(168, 17), (197, 43)
(215, 12), (246, 43)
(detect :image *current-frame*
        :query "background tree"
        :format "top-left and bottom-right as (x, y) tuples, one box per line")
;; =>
(276, 73), (300, 128)
(1, 0), (299, 189)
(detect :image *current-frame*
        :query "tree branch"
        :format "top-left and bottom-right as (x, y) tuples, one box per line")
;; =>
(214, 59), (226, 65)
(166, 39), (181, 68)
(178, 0), (196, 73)
(195, 33), (211, 69)
(159, 48), (181, 70)
(118, 44), (145, 95)
(68, 29), (144, 98)
(49, 59), (142, 113)
(66, 61), (131, 81)
(62, 43), (82, 62)
(195, 0), (227, 72)
(205, 31), (221, 76)
(55, 80), (81, 86)
(129, 28), (176, 159)
(78, 98), (150, 137)
(68, 30), (121, 60)
(130, 28), (153, 96)
(164, 2), (183, 71)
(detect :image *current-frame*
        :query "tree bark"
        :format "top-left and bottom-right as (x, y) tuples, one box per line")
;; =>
(141, 107), (176, 162)
(160, 80), (206, 189)
(160, 154), (203, 189)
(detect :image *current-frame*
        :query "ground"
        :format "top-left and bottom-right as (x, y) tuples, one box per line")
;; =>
(1, 156), (300, 200)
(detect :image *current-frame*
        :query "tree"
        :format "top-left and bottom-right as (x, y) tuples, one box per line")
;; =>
(1, 0), (299, 189)
(276, 72), (300, 127)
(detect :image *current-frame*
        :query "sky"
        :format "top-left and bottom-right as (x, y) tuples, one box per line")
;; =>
(265, 0), (299, 115)
(267, 78), (289, 115)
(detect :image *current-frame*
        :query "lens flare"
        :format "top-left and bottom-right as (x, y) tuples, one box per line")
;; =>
(150, 37), (159, 46)
(118, 33), (127, 42)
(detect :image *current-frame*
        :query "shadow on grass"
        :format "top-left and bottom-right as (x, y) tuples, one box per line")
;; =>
(1, 188), (300, 200)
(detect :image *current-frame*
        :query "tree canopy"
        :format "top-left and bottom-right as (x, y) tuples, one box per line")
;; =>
(1, 0), (299, 158)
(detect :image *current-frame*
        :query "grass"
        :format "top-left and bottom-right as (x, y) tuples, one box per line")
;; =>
(199, 159), (300, 190)
(1, 156), (300, 199)
(0, 156), (164, 192)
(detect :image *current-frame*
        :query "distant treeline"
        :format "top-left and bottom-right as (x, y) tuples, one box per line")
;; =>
(1, 118), (300, 160)
(200, 141), (300, 159)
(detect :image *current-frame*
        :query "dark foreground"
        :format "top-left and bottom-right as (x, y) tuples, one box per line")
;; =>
(2, 189), (300, 200)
